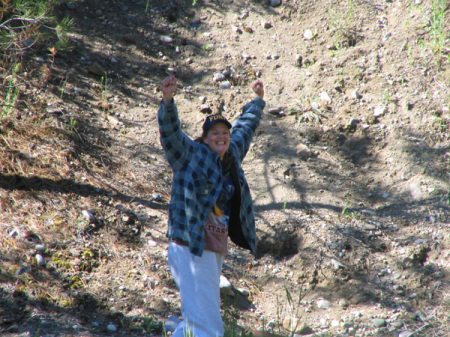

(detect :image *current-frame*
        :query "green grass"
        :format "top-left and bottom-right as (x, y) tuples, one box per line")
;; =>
(428, 0), (447, 54)
(1, 62), (20, 118)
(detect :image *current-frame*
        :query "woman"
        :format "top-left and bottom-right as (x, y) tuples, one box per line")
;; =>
(158, 75), (265, 337)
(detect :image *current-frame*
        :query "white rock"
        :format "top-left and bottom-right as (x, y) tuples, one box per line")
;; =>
(220, 275), (233, 296)
(35, 254), (46, 266)
(160, 36), (173, 43)
(317, 298), (332, 309)
(409, 182), (423, 200)
(320, 92), (331, 103)
(35, 244), (46, 252)
(237, 288), (249, 297)
(330, 259), (345, 270)
(331, 319), (340, 327)
(219, 81), (231, 89)
(147, 240), (158, 247)
(303, 29), (314, 40)
(350, 90), (361, 99)
(82, 210), (95, 222)
(374, 106), (387, 117)
(213, 73), (226, 82)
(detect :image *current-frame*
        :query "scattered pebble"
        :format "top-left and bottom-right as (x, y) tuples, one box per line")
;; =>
(106, 323), (117, 332)
(35, 254), (46, 266)
(164, 316), (181, 332)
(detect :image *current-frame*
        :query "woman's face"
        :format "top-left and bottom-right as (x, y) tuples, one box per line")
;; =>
(203, 122), (230, 159)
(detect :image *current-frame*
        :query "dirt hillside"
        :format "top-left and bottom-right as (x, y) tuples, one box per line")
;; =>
(1, 0), (449, 336)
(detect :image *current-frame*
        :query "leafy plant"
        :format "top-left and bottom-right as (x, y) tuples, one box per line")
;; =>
(0, 0), (72, 56)
(142, 316), (162, 333)
(69, 116), (78, 133)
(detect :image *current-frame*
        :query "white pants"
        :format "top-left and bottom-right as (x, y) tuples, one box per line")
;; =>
(168, 242), (224, 337)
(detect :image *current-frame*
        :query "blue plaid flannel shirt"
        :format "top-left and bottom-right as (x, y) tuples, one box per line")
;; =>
(158, 97), (265, 257)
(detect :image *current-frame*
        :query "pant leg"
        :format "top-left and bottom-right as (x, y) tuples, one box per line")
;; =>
(168, 242), (224, 337)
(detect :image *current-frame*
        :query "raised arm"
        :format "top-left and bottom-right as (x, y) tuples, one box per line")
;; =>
(229, 80), (266, 162)
(157, 76), (197, 171)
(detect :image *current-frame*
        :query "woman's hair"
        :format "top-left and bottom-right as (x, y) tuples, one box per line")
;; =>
(194, 135), (206, 144)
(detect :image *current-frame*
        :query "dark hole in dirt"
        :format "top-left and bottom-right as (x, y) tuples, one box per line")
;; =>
(257, 231), (300, 259)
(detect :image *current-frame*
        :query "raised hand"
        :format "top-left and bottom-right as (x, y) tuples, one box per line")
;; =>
(251, 79), (264, 99)
(161, 76), (177, 104)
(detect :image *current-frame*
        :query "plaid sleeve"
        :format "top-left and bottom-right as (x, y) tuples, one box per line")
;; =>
(230, 98), (265, 162)
(157, 100), (196, 171)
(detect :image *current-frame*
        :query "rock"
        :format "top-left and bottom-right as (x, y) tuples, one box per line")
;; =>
(242, 52), (251, 60)
(231, 25), (242, 34)
(390, 320), (403, 328)
(213, 73), (226, 82)
(270, 0), (282, 7)
(268, 106), (282, 115)
(296, 144), (313, 159)
(147, 239), (158, 247)
(346, 118), (359, 131)
(262, 21), (272, 29)
(398, 330), (413, 337)
(152, 193), (163, 201)
(106, 323), (117, 332)
(35, 244), (46, 252)
(160, 36), (173, 43)
(35, 254), (46, 266)
(319, 92), (331, 104)
(294, 324), (314, 335)
(331, 319), (340, 327)
(330, 258), (345, 270)
(200, 105), (212, 114)
(350, 90), (362, 99)
(237, 288), (250, 297)
(374, 106), (387, 117)
(220, 275), (233, 296)
(338, 298), (349, 308)
(303, 29), (314, 40)
(373, 318), (386, 327)
(219, 81), (231, 89)
(87, 62), (106, 77)
(409, 182), (423, 200)
(82, 210), (96, 223)
(316, 298), (331, 309)
(164, 315), (181, 332)
(350, 294), (368, 304)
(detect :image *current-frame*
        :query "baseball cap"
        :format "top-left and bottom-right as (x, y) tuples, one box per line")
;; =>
(202, 114), (232, 134)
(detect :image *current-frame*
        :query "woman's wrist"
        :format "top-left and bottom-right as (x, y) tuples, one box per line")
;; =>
(163, 95), (173, 104)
